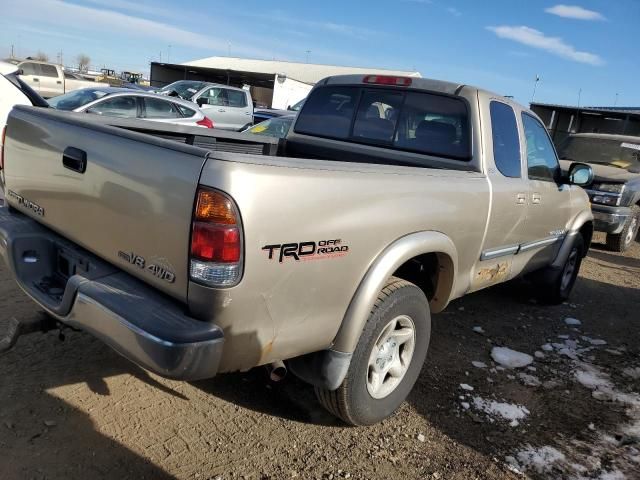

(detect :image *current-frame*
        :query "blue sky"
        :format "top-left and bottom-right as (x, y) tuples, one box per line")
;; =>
(1, 0), (638, 107)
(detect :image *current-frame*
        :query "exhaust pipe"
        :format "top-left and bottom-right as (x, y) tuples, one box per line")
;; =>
(266, 360), (287, 382)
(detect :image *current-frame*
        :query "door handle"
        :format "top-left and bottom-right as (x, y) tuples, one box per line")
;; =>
(62, 147), (87, 174)
(218, 109), (226, 112)
(532, 193), (541, 204)
(56, 80), (62, 84)
(516, 193), (526, 205)
(33, 78), (39, 82)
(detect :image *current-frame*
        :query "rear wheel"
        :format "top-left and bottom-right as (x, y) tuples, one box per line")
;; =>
(533, 234), (584, 305)
(606, 207), (640, 253)
(315, 277), (430, 426)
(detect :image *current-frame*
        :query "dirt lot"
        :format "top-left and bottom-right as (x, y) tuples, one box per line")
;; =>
(1, 233), (639, 480)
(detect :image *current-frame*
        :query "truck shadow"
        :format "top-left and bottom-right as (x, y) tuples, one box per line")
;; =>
(0, 333), (176, 480)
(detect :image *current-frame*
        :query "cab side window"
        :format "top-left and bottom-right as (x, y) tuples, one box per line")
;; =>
(200, 87), (227, 106)
(522, 113), (560, 182)
(490, 101), (521, 178)
(20, 62), (40, 76)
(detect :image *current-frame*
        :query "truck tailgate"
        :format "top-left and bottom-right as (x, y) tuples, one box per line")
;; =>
(2, 106), (208, 301)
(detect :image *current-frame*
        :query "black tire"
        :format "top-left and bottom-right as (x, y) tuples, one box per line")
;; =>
(606, 207), (640, 253)
(533, 234), (584, 305)
(315, 277), (431, 426)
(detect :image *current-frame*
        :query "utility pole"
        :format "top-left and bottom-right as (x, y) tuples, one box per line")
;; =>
(10, 44), (14, 59)
(159, 51), (162, 63)
(578, 88), (582, 107)
(168, 45), (171, 63)
(531, 75), (540, 103)
(227, 42), (231, 57)
(614, 93), (619, 107)
(305, 50), (311, 63)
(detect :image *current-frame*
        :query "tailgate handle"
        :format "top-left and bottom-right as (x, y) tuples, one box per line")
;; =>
(62, 147), (87, 173)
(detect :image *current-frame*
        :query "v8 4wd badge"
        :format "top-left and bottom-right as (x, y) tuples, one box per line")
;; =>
(118, 251), (176, 283)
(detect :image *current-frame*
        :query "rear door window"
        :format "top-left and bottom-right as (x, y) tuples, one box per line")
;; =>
(143, 97), (180, 118)
(40, 64), (59, 78)
(226, 89), (247, 108)
(176, 104), (196, 117)
(294, 85), (470, 160)
(490, 101), (521, 177)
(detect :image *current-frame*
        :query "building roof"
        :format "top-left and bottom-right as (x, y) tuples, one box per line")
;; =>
(531, 102), (640, 116)
(182, 56), (421, 85)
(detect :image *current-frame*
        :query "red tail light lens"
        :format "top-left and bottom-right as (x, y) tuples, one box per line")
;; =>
(191, 223), (240, 262)
(363, 75), (412, 86)
(0, 126), (6, 170)
(196, 116), (214, 128)
(189, 187), (243, 287)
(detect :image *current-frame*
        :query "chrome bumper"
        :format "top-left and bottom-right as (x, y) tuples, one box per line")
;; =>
(591, 205), (630, 235)
(0, 206), (223, 380)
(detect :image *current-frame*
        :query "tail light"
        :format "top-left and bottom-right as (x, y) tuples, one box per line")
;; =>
(0, 126), (6, 170)
(189, 188), (243, 287)
(363, 75), (412, 87)
(196, 116), (214, 128)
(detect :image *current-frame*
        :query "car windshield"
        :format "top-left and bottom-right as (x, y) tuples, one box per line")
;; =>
(158, 81), (206, 100)
(245, 116), (295, 138)
(289, 98), (305, 111)
(558, 136), (640, 170)
(48, 89), (110, 110)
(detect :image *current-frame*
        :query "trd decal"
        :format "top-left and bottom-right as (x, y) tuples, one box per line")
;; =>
(262, 239), (349, 263)
(118, 251), (176, 283)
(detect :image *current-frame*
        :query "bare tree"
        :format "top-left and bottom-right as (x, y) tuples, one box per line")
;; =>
(34, 51), (49, 62)
(77, 54), (91, 73)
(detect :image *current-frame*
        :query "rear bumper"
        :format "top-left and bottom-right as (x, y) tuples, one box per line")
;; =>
(0, 206), (223, 380)
(591, 205), (630, 234)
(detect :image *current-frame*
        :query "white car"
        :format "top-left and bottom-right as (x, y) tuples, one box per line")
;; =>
(48, 87), (214, 128)
(17, 60), (109, 98)
(0, 61), (49, 205)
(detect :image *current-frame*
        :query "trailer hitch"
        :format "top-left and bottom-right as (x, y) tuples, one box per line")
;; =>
(0, 314), (58, 355)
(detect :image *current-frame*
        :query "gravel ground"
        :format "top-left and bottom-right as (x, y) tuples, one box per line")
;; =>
(0, 233), (638, 480)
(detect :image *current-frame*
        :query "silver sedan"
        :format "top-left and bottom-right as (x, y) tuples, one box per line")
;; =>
(48, 87), (214, 128)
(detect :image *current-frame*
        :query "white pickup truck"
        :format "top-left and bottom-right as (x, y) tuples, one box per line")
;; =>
(18, 60), (109, 98)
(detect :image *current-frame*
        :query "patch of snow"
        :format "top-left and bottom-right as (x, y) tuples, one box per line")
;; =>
(541, 343), (554, 352)
(534, 351), (545, 359)
(472, 396), (529, 422)
(507, 374), (516, 380)
(575, 365), (613, 391)
(558, 334), (570, 339)
(461, 402), (470, 410)
(527, 366), (537, 372)
(460, 383), (474, 391)
(518, 373), (542, 387)
(472, 326), (485, 334)
(596, 470), (626, 480)
(512, 445), (566, 474)
(623, 367), (640, 380)
(472, 361), (487, 369)
(565, 317), (582, 326)
(491, 347), (534, 368)
(590, 339), (608, 346)
(509, 419), (519, 427)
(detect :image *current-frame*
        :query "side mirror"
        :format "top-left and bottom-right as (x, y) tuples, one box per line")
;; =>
(196, 98), (208, 107)
(568, 162), (594, 187)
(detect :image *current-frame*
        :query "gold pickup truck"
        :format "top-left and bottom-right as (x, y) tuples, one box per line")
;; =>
(0, 74), (594, 425)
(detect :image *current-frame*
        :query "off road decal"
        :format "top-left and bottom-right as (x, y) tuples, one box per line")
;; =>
(262, 239), (349, 263)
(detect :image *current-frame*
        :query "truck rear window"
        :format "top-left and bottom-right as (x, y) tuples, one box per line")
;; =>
(294, 85), (470, 160)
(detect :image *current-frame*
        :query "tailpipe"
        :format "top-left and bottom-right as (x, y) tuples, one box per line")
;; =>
(266, 360), (287, 382)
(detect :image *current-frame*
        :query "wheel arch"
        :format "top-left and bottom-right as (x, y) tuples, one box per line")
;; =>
(331, 231), (458, 353)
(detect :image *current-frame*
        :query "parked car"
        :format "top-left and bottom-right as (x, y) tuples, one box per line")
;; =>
(17, 60), (109, 98)
(0, 74), (594, 426)
(48, 87), (214, 128)
(243, 114), (295, 138)
(0, 60), (49, 205)
(156, 80), (253, 131)
(252, 108), (290, 125)
(558, 133), (640, 252)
